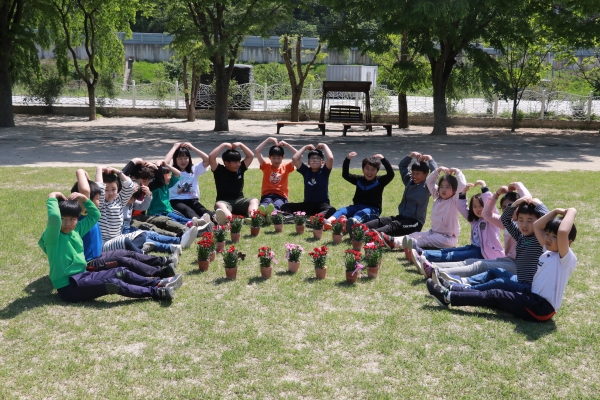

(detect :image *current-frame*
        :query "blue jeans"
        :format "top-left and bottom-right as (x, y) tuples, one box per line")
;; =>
(260, 194), (288, 210)
(165, 212), (191, 225)
(144, 231), (180, 253)
(424, 244), (482, 263)
(466, 268), (531, 292)
(332, 204), (380, 223)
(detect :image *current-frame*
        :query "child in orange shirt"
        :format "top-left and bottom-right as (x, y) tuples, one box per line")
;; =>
(255, 137), (298, 213)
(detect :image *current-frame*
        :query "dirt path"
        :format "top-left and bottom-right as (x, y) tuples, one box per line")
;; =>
(1, 115), (599, 170)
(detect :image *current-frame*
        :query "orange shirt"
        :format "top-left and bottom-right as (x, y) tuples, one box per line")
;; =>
(260, 161), (295, 199)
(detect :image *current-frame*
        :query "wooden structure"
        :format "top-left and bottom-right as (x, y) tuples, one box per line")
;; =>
(319, 81), (372, 126)
(277, 121), (326, 135)
(342, 123), (392, 136)
(328, 105), (363, 122)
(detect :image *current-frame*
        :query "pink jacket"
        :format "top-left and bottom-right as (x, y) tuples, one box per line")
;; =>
(481, 182), (531, 260)
(426, 168), (467, 236)
(458, 190), (505, 260)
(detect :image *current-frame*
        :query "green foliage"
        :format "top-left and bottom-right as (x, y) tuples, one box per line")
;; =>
(131, 61), (166, 84)
(370, 87), (391, 114)
(23, 64), (65, 106)
(253, 63), (289, 86)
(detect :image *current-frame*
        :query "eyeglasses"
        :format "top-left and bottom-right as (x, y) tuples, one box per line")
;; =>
(309, 157), (322, 161)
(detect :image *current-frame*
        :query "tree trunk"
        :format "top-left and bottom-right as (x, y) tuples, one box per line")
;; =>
(0, 54), (14, 127)
(290, 88), (302, 122)
(397, 93), (408, 128)
(87, 82), (96, 121)
(511, 88), (518, 132)
(430, 53), (456, 136)
(213, 60), (230, 131)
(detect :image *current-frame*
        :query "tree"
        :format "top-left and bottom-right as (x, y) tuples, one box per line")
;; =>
(280, 35), (325, 122)
(41, 0), (137, 121)
(173, 39), (209, 122)
(569, 50), (600, 95)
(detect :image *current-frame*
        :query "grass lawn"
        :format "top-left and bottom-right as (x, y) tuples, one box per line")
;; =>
(0, 167), (598, 399)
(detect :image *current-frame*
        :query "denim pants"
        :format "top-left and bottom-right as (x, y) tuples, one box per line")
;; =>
(123, 227), (180, 253)
(259, 194), (288, 210)
(466, 268), (531, 292)
(165, 212), (191, 225)
(424, 244), (482, 263)
(332, 204), (380, 223)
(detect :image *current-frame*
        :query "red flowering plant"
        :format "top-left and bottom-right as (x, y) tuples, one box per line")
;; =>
(213, 224), (228, 242)
(257, 246), (277, 268)
(227, 215), (244, 234)
(362, 238), (385, 267)
(344, 249), (364, 274)
(197, 232), (215, 261)
(308, 246), (329, 269)
(350, 223), (369, 242)
(309, 214), (325, 230)
(222, 245), (244, 268)
(331, 220), (344, 235)
(250, 209), (266, 228)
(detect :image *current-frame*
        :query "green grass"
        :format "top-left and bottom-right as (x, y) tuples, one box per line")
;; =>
(1, 167), (598, 399)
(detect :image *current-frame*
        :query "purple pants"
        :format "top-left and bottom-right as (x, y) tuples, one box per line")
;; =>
(86, 250), (164, 277)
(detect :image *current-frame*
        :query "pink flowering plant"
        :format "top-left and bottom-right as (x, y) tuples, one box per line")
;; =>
(227, 215), (244, 234)
(344, 249), (364, 275)
(271, 211), (285, 225)
(285, 243), (303, 262)
(213, 224), (228, 242)
(293, 211), (307, 226)
(362, 241), (384, 267)
(257, 246), (277, 267)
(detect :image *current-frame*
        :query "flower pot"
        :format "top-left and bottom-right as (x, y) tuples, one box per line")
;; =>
(216, 241), (226, 252)
(288, 261), (300, 273)
(315, 267), (327, 280)
(332, 233), (343, 245)
(313, 229), (323, 239)
(367, 266), (380, 278)
(209, 251), (216, 262)
(198, 260), (210, 271)
(295, 224), (305, 234)
(225, 267), (237, 280)
(346, 271), (358, 283)
(274, 224), (283, 233)
(351, 240), (363, 251)
(230, 232), (241, 243)
(260, 266), (272, 279)
(250, 227), (260, 236)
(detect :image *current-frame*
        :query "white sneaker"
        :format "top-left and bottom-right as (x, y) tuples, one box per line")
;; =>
(201, 213), (212, 224)
(401, 235), (409, 250)
(197, 221), (214, 235)
(215, 209), (227, 225)
(192, 217), (200, 227)
(141, 242), (155, 254)
(180, 226), (198, 249)
(169, 244), (182, 256)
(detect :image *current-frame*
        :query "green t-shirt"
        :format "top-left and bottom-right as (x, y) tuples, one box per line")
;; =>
(38, 198), (100, 289)
(147, 175), (180, 216)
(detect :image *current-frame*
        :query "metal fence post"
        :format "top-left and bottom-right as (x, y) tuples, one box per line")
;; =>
(309, 83), (313, 111)
(175, 81), (179, 109)
(263, 83), (268, 111)
(132, 80), (136, 108)
(540, 90), (545, 120)
(493, 95), (498, 118)
(588, 91), (593, 121)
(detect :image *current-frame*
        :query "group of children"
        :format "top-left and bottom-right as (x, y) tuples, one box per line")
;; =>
(40, 139), (578, 323)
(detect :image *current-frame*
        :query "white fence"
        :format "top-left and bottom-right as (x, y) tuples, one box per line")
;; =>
(12, 81), (600, 121)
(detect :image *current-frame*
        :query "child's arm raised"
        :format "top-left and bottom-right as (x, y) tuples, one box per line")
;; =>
(76, 169), (91, 199)
(162, 160), (181, 177)
(164, 142), (181, 164)
(508, 181), (531, 199)
(426, 167), (443, 198)
(449, 167), (467, 194)
(255, 137), (278, 166)
(278, 140), (299, 156)
(533, 208), (576, 258)
(292, 144), (312, 169)
(182, 142), (210, 168)
(233, 142), (254, 168)
(377, 154), (395, 184)
(209, 143), (232, 171)
(317, 143), (334, 170)
(342, 152), (357, 183)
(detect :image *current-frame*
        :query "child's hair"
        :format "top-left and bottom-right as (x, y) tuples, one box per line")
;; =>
(268, 146), (285, 157)
(307, 149), (324, 160)
(132, 165), (155, 180)
(172, 146), (193, 173)
(516, 203), (544, 219)
(161, 166), (171, 174)
(411, 161), (430, 175)
(131, 179), (144, 200)
(437, 174), (458, 194)
(223, 149), (242, 162)
(362, 156), (381, 171)
(501, 191), (519, 206)
(102, 172), (122, 192)
(71, 180), (102, 201)
(467, 193), (484, 222)
(58, 200), (82, 218)
(544, 217), (577, 242)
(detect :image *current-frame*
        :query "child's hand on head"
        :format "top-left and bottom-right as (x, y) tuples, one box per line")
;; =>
(131, 158), (143, 165)
(512, 196), (532, 207)
(231, 142), (242, 150)
(495, 186), (509, 196)
(409, 151), (421, 159)
(268, 137), (278, 144)
(316, 143), (326, 149)
(438, 166), (449, 174)
(530, 198), (541, 206)
(68, 192), (87, 202)
(181, 142), (192, 148)
(373, 153), (384, 159)
(49, 192), (67, 200)
(447, 168), (458, 175)
(103, 167), (120, 175)
(421, 154), (432, 162)
(347, 152), (357, 159)
(475, 180), (486, 187)
(464, 183), (475, 193)
(306, 144), (316, 151)
(140, 185), (151, 196)
(553, 208), (567, 215)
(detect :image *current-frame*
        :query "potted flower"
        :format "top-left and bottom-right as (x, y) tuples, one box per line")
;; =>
(250, 210), (266, 236)
(293, 211), (307, 234)
(309, 214), (325, 239)
(271, 211), (285, 233)
(331, 220), (344, 244)
(257, 246), (277, 279)
(197, 232), (216, 271)
(344, 249), (364, 283)
(363, 239), (384, 278)
(309, 245), (328, 280)
(350, 223), (368, 251)
(222, 245), (243, 280)
(285, 243), (303, 273)
(213, 224), (228, 251)
(228, 215), (244, 242)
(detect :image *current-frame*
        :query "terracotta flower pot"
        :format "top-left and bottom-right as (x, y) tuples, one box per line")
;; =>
(260, 266), (272, 279)
(346, 271), (358, 283)
(250, 227), (260, 236)
(225, 267), (237, 280)
(274, 224), (283, 233)
(230, 232), (241, 243)
(367, 266), (380, 278)
(351, 240), (363, 251)
(209, 251), (216, 262)
(315, 267), (327, 280)
(198, 260), (210, 271)
(313, 229), (323, 239)
(216, 241), (226, 252)
(295, 224), (305, 234)
(332, 233), (343, 245)
(288, 261), (300, 273)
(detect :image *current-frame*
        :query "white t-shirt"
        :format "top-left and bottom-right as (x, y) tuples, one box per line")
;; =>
(169, 163), (207, 200)
(531, 247), (578, 311)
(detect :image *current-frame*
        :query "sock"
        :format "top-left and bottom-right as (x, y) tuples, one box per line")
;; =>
(393, 237), (402, 248)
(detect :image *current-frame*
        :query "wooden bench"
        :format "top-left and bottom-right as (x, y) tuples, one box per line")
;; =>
(328, 105), (363, 122)
(342, 123), (393, 136)
(277, 121), (326, 135)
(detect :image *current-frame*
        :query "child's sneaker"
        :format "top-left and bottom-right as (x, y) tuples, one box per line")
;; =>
(426, 278), (449, 307)
(323, 219), (334, 231)
(377, 232), (395, 249)
(161, 263), (177, 278)
(201, 213), (212, 224)
(197, 221), (214, 235)
(215, 209), (228, 225)
(432, 268), (455, 290)
(405, 238), (414, 262)
(345, 218), (358, 237)
(422, 257), (434, 279)
(412, 249), (424, 273)
(167, 252), (179, 267)
(401, 235), (409, 250)
(169, 244), (182, 256)
(180, 226), (198, 249)
(158, 274), (183, 290)
(142, 242), (155, 254)
(155, 286), (175, 300)
(191, 217), (200, 227)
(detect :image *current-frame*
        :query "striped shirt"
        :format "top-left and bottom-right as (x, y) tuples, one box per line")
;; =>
(501, 203), (549, 283)
(102, 231), (144, 252)
(96, 178), (135, 243)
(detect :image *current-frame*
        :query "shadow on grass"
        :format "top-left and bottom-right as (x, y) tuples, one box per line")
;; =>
(262, 230), (280, 236)
(275, 270), (296, 277)
(304, 276), (325, 283)
(212, 277), (234, 285)
(335, 280), (358, 288)
(248, 276), (269, 285)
